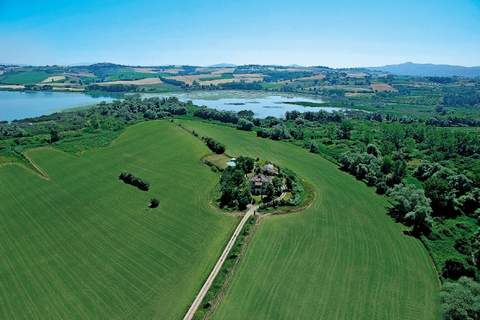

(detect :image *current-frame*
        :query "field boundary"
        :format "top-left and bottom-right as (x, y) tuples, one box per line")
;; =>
(183, 205), (257, 320)
(0, 150), (50, 180)
(195, 217), (259, 320)
(259, 179), (316, 217)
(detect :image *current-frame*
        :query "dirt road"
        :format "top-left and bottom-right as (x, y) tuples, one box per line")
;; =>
(182, 205), (257, 320)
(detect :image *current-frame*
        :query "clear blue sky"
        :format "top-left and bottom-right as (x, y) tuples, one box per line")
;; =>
(1, 0), (479, 67)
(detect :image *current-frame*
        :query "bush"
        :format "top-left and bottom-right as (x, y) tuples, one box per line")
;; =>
(149, 198), (160, 208)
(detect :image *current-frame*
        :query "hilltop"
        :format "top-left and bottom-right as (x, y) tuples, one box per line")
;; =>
(368, 62), (480, 77)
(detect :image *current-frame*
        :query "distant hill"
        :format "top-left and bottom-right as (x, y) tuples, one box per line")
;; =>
(368, 62), (480, 77)
(287, 64), (305, 68)
(208, 63), (236, 68)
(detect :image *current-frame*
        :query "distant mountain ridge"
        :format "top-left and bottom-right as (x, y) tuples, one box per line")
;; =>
(368, 62), (480, 77)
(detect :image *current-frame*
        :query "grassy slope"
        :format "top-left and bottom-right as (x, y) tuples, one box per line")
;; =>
(0, 71), (50, 85)
(178, 120), (439, 320)
(0, 121), (236, 319)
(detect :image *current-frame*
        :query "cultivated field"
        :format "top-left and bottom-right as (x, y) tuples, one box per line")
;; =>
(371, 83), (396, 92)
(41, 75), (66, 83)
(178, 120), (439, 320)
(0, 70), (50, 85)
(0, 121), (236, 319)
(99, 77), (163, 86)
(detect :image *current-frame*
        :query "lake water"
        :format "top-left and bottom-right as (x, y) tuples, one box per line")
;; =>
(0, 90), (340, 122)
(144, 90), (340, 118)
(0, 91), (115, 122)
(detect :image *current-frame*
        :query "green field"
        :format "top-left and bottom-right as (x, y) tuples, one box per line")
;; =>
(0, 121), (236, 319)
(178, 120), (440, 320)
(105, 70), (164, 81)
(0, 70), (50, 85)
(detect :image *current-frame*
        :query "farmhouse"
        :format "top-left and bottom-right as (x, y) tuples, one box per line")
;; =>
(263, 163), (279, 175)
(250, 163), (280, 195)
(250, 174), (271, 195)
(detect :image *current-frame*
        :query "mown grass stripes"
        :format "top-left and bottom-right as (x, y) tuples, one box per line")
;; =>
(0, 121), (236, 319)
(179, 120), (439, 320)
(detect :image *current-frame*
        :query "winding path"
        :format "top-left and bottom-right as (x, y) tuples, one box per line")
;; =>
(182, 204), (258, 320)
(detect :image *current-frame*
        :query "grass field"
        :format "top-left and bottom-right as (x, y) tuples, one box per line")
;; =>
(178, 120), (440, 320)
(104, 70), (163, 81)
(0, 70), (50, 85)
(0, 121), (236, 319)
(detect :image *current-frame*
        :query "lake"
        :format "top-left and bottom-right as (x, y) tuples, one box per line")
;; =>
(0, 90), (115, 122)
(144, 90), (340, 118)
(0, 90), (340, 122)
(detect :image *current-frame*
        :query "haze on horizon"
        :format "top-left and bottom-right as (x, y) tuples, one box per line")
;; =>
(0, 0), (479, 68)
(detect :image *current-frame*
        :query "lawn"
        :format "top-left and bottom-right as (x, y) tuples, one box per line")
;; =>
(203, 153), (231, 170)
(0, 70), (50, 85)
(0, 121), (236, 319)
(178, 119), (440, 320)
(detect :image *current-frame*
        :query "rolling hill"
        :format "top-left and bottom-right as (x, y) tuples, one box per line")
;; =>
(179, 119), (439, 320)
(368, 62), (480, 77)
(0, 121), (236, 319)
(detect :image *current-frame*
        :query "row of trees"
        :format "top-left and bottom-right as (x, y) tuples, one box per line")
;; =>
(202, 137), (225, 154)
(119, 172), (150, 191)
(339, 147), (406, 193)
(193, 108), (240, 125)
(0, 95), (190, 140)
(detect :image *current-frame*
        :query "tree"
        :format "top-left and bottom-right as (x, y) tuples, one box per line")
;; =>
(49, 126), (62, 143)
(387, 184), (433, 236)
(237, 187), (251, 210)
(414, 161), (442, 181)
(391, 160), (407, 184)
(425, 169), (462, 217)
(236, 156), (254, 173)
(203, 137), (225, 154)
(237, 118), (254, 131)
(338, 120), (353, 139)
(440, 277), (480, 320)
(442, 259), (475, 280)
(272, 176), (283, 196)
(472, 231), (480, 268)
(381, 155), (393, 174)
(309, 140), (319, 153)
(458, 188), (480, 216)
(149, 198), (160, 208)
(219, 166), (251, 209)
(366, 144), (380, 157)
(264, 182), (275, 201)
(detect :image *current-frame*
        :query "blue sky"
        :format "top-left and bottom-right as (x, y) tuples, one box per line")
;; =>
(0, 0), (479, 67)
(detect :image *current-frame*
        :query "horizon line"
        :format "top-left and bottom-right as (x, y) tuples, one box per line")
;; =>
(1, 61), (480, 69)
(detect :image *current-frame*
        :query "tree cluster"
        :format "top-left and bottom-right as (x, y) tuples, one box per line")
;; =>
(387, 184), (433, 236)
(219, 166), (252, 210)
(440, 277), (480, 320)
(0, 95), (189, 141)
(193, 108), (239, 124)
(119, 172), (150, 191)
(202, 137), (225, 154)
